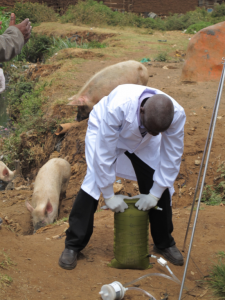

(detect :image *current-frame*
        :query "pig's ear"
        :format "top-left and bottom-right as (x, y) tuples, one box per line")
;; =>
(2, 167), (9, 177)
(25, 201), (34, 212)
(46, 200), (53, 214)
(67, 96), (89, 106)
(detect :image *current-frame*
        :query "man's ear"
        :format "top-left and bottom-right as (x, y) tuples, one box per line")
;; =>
(140, 106), (145, 115)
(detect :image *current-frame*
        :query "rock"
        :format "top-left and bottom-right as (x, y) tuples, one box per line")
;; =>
(15, 185), (29, 191)
(181, 21), (225, 82)
(148, 12), (157, 19)
(5, 181), (14, 190)
(195, 160), (201, 165)
(52, 235), (60, 239)
(113, 182), (124, 194)
(49, 151), (60, 159)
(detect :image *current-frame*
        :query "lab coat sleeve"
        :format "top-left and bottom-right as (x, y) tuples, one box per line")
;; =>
(150, 109), (186, 199)
(0, 68), (5, 93)
(93, 105), (126, 199)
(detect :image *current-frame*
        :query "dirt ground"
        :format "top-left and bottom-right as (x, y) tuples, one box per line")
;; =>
(1, 23), (225, 299)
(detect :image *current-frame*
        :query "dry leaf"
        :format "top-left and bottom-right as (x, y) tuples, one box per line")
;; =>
(200, 290), (208, 297)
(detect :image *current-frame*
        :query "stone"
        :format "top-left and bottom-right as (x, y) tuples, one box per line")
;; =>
(181, 21), (225, 82)
(195, 160), (201, 166)
(113, 183), (124, 194)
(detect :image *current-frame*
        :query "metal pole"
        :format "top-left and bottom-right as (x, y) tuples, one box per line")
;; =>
(178, 59), (225, 300)
(182, 61), (225, 251)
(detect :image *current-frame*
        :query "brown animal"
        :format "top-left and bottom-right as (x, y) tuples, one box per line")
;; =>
(26, 158), (71, 232)
(68, 60), (149, 121)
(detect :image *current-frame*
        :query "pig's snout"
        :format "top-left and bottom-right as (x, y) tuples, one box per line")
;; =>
(33, 220), (47, 233)
(76, 111), (83, 122)
(77, 106), (91, 122)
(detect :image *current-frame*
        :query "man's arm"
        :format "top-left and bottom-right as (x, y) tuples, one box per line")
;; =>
(0, 26), (24, 62)
(0, 13), (32, 62)
(93, 105), (124, 199)
(150, 109), (186, 199)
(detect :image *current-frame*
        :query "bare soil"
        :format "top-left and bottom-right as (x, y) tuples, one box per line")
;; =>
(1, 24), (225, 300)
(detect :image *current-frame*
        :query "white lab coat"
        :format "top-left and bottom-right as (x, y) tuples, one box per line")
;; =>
(81, 84), (186, 201)
(0, 69), (5, 93)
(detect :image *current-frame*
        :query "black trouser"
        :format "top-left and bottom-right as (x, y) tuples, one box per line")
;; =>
(65, 152), (175, 252)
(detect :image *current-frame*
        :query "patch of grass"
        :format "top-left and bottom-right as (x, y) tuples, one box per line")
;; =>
(201, 185), (223, 206)
(217, 162), (225, 178)
(61, 0), (165, 29)
(53, 216), (69, 226)
(201, 162), (225, 206)
(186, 21), (212, 34)
(154, 52), (168, 62)
(0, 250), (16, 270)
(48, 37), (107, 57)
(0, 274), (13, 287)
(15, 33), (53, 63)
(207, 258), (225, 298)
(0, 8), (10, 35)
(88, 40), (107, 48)
(14, 33), (108, 63)
(1, 76), (57, 168)
(217, 251), (225, 258)
(61, 1), (225, 31)
(13, 2), (58, 24)
(211, 3), (225, 18)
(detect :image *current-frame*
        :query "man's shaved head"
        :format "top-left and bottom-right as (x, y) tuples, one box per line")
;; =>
(140, 94), (174, 136)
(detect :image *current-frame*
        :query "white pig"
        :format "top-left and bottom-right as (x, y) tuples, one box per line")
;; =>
(0, 161), (16, 182)
(25, 158), (71, 232)
(68, 60), (149, 121)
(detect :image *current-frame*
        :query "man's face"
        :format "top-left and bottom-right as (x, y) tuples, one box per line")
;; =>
(140, 107), (160, 136)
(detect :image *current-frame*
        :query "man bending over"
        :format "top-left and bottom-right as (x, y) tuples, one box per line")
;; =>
(58, 84), (186, 270)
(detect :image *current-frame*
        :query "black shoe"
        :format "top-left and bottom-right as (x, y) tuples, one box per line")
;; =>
(58, 248), (78, 270)
(153, 245), (184, 266)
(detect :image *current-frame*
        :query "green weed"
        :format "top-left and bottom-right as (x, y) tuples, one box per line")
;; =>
(13, 2), (58, 24)
(212, 3), (225, 18)
(88, 40), (107, 48)
(61, 0), (165, 29)
(207, 258), (225, 298)
(15, 33), (53, 63)
(186, 21), (212, 34)
(0, 10), (10, 35)
(154, 52), (168, 62)
(217, 162), (225, 178)
(14, 34), (108, 63)
(0, 273), (13, 287)
(201, 184), (224, 206)
(0, 250), (16, 270)
(61, 1), (225, 31)
(217, 251), (225, 258)
(1, 77), (57, 168)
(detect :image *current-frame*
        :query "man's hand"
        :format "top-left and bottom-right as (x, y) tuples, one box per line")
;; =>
(104, 195), (128, 213)
(9, 13), (32, 43)
(135, 193), (159, 211)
